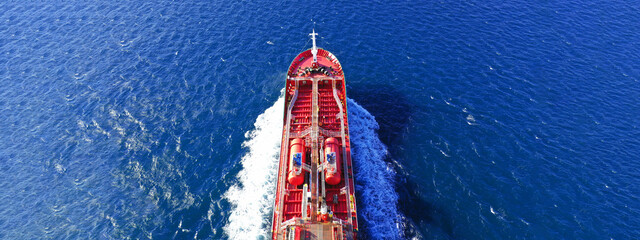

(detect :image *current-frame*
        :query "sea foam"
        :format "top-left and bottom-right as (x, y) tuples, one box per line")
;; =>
(223, 96), (284, 239)
(348, 99), (403, 239)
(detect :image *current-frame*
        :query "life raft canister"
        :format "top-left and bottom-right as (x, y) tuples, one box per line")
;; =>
(324, 137), (342, 185)
(287, 138), (306, 186)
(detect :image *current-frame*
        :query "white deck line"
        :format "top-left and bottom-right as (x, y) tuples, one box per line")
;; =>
(274, 81), (299, 234)
(332, 80), (353, 226)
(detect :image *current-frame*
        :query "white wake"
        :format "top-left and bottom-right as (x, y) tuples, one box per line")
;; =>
(347, 99), (403, 239)
(223, 97), (403, 239)
(223, 96), (284, 239)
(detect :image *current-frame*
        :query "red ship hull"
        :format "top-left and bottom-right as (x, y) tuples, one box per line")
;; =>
(272, 35), (358, 239)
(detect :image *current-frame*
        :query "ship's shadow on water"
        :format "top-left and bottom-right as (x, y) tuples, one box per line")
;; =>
(348, 84), (411, 147)
(349, 84), (454, 239)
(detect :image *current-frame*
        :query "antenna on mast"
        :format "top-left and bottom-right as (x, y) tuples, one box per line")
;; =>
(310, 29), (318, 63)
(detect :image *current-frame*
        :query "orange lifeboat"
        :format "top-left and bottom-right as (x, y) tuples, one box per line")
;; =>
(324, 137), (342, 185)
(287, 138), (306, 186)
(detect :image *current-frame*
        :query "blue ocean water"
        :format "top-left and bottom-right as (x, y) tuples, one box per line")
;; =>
(1, 1), (639, 239)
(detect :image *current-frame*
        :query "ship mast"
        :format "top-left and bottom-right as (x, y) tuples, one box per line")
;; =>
(310, 29), (318, 63)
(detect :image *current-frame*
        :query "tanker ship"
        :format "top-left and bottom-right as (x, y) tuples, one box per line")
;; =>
(271, 30), (358, 239)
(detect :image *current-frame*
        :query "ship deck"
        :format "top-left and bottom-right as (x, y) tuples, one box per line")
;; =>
(272, 46), (358, 240)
